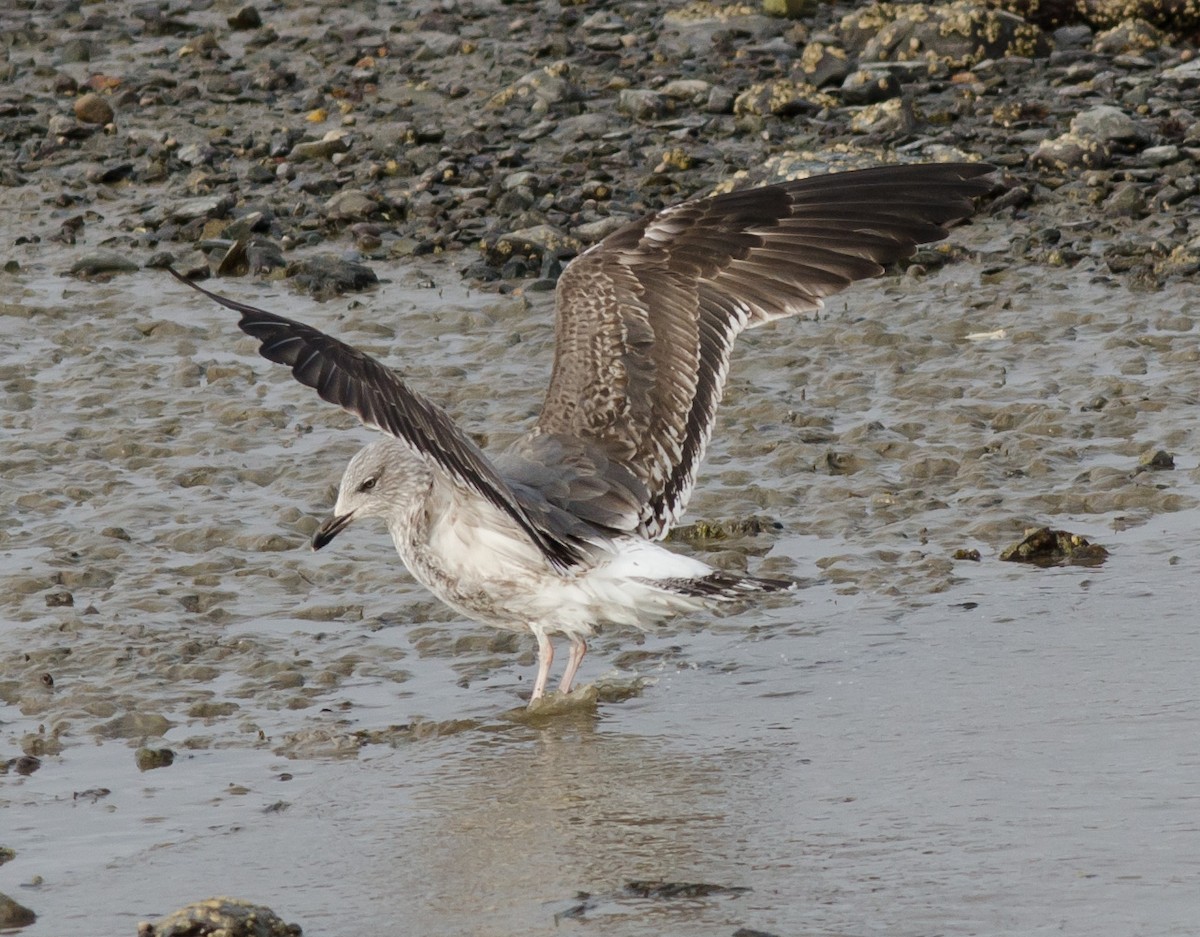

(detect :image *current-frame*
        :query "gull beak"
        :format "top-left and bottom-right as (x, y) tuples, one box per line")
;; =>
(312, 512), (354, 551)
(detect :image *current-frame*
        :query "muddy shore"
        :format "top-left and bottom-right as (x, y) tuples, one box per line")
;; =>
(3, 2), (1200, 935)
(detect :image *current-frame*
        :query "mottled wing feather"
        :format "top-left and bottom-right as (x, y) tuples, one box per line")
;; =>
(525, 162), (993, 538)
(168, 269), (586, 570)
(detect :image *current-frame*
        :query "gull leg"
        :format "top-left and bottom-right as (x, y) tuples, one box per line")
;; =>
(530, 631), (554, 702)
(557, 637), (587, 694)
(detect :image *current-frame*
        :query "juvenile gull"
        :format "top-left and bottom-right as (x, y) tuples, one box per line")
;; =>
(171, 162), (992, 705)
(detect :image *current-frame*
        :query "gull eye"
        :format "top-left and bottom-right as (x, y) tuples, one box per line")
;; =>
(358, 476), (377, 493)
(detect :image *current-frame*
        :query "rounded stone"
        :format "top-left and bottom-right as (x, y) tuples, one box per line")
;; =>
(73, 92), (113, 125)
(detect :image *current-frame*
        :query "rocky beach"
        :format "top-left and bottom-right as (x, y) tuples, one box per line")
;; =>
(3, 1), (1200, 934)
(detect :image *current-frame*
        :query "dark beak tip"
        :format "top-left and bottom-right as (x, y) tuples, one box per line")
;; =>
(312, 512), (352, 551)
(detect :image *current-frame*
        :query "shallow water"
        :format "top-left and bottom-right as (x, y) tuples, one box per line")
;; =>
(3, 224), (1200, 935)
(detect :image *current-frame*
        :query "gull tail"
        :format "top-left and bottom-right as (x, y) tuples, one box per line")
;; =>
(645, 570), (794, 601)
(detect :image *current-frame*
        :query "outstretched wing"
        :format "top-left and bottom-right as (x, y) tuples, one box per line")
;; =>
(523, 162), (993, 538)
(169, 269), (586, 570)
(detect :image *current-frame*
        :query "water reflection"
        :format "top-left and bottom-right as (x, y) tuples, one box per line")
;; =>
(399, 714), (759, 935)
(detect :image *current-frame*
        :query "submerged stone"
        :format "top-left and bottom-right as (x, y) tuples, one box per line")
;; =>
(999, 527), (1109, 567)
(138, 897), (301, 937)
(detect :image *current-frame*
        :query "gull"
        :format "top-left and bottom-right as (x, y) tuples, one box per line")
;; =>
(171, 162), (992, 706)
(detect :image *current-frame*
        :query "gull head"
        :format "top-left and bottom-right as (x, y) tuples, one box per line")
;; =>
(312, 438), (432, 550)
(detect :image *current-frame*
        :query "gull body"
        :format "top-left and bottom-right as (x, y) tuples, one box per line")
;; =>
(320, 437), (776, 697)
(173, 162), (993, 705)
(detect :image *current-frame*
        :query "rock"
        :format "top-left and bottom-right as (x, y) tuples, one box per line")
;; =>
(999, 527), (1109, 567)
(848, 96), (917, 136)
(1138, 449), (1175, 470)
(95, 711), (172, 739)
(704, 85), (737, 113)
(762, 0), (820, 17)
(1139, 144), (1179, 166)
(840, 68), (901, 104)
(1069, 104), (1147, 147)
(1029, 132), (1111, 170)
(73, 92), (113, 125)
(227, 5), (262, 29)
(323, 189), (378, 221)
(1081, 0), (1200, 30)
(167, 195), (235, 224)
(1052, 23), (1094, 46)
(69, 252), (139, 277)
(288, 136), (350, 161)
(47, 114), (77, 137)
(660, 78), (712, 103)
(286, 255), (378, 297)
(138, 897), (300, 937)
(1091, 17), (1164, 54)
(482, 224), (582, 269)
(798, 41), (853, 86)
(733, 79), (830, 117)
(1105, 182), (1147, 216)
(846, 1), (1051, 71)
(658, 6), (781, 59)
(0, 893), (35, 930)
(135, 747), (175, 771)
(617, 88), (672, 120)
(487, 61), (579, 110)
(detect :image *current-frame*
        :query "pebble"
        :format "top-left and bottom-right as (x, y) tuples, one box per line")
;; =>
(69, 252), (139, 277)
(289, 136), (350, 161)
(73, 92), (113, 124)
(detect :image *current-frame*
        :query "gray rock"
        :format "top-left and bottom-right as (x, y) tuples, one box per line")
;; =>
(47, 114), (76, 137)
(1030, 133), (1111, 170)
(798, 42), (853, 87)
(1091, 18), (1164, 55)
(96, 711), (172, 739)
(840, 69), (901, 105)
(286, 255), (378, 297)
(661, 79), (713, 103)
(1139, 144), (1180, 165)
(704, 86), (737, 114)
(324, 189), (378, 221)
(169, 195), (234, 224)
(1105, 182), (1147, 216)
(1069, 105), (1147, 146)
(487, 62), (579, 110)
(617, 88), (672, 121)
(413, 31), (462, 60)
(59, 37), (92, 63)
(69, 252), (139, 277)
(289, 136), (351, 161)
(848, 97), (916, 136)
(483, 224), (582, 268)
(734, 79), (828, 117)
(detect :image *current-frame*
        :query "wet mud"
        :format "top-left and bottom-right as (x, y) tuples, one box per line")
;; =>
(3, 0), (1200, 934)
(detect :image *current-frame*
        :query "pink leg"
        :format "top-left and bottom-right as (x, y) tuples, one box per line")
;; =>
(530, 631), (554, 702)
(557, 637), (587, 694)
